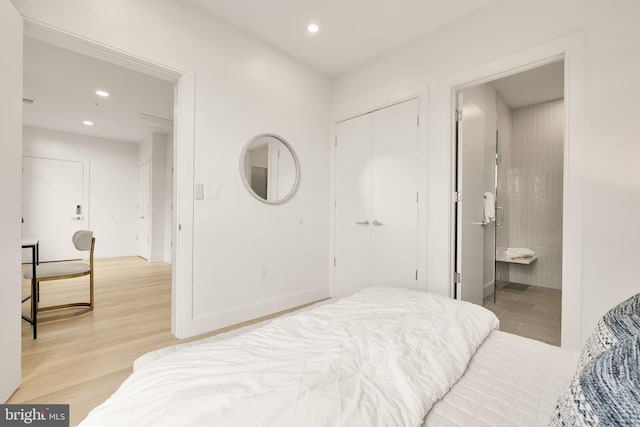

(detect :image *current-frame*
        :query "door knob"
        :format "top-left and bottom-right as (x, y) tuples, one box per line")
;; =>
(70, 216), (82, 220)
(372, 220), (383, 226)
(355, 220), (369, 226)
(138, 216), (146, 219)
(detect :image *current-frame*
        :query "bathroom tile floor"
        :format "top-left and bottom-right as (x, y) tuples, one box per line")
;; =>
(483, 282), (562, 346)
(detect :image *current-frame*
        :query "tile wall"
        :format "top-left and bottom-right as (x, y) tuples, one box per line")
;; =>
(498, 98), (564, 289)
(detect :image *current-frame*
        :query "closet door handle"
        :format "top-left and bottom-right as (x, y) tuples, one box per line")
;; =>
(372, 220), (383, 226)
(355, 220), (370, 226)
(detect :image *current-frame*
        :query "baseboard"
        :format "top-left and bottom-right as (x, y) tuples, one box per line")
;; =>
(506, 280), (562, 290)
(149, 255), (165, 263)
(483, 280), (495, 298)
(185, 286), (330, 338)
(94, 251), (137, 259)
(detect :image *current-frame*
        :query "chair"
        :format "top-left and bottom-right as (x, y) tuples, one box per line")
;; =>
(24, 230), (95, 319)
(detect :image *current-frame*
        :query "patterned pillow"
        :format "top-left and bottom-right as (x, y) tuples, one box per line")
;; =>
(551, 335), (640, 426)
(577, 293), (640, 371)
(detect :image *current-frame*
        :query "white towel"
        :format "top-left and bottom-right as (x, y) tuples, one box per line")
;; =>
(506, 247), (535, 259)
(483, 192), (496, 223)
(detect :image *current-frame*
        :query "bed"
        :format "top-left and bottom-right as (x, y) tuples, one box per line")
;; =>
(79, 287), (581, 426)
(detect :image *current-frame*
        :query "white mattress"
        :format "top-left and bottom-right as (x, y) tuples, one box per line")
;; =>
(133, 302), (578, 427)
(424, 330), (579, 427)
(133, 299), (333, 371)
(83, 288), (498, 426)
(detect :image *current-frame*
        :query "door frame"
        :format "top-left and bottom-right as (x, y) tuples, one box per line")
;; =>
(1, 0), (23, 402)
(22, 154), (90, 261)
(24, 19), (196, 339)
(439, 33), (585, 349)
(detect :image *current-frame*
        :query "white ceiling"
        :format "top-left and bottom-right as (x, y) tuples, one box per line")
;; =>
(22, 0), (503, 142)
(23, 37), (174, 143)
(489, 61), (564, 109)
(182, 0), (497, 75)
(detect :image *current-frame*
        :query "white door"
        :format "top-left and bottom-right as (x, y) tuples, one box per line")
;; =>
(335, 113), (372, 297)
(22, 157), (85, 262)
(137, 162), (151, 260)
(0, 0), (23, 402)
(456, 87), (495, 305)
(371, 99), (419, 287)
(334, 99), (419, 297)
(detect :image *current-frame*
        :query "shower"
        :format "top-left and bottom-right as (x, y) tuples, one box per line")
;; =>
(455, 60), (565, 345)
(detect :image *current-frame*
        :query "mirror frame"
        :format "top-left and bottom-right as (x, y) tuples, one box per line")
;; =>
(239, 133), (301, 205)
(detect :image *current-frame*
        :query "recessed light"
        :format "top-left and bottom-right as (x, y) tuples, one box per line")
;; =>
(83, 120), (94, 126)
(307, 23), (319, 34)
(95, 90), (109, 97)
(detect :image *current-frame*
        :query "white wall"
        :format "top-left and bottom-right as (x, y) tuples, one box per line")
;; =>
(138, 132), (170, 262)
(23, 126), (138, 258)
(11, 0), (332, 337)
(332, 0), (640, 346)
(151, 133), (167, 262)
(0, 0), (22, 402)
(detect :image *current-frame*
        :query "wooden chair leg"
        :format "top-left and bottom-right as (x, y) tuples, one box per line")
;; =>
(90, 272), (94, 309)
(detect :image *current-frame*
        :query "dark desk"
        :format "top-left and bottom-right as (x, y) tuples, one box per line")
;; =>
(21, 237), (39, 339)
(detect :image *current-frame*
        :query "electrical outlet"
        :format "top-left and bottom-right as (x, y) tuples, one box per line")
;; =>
(259, 266), (267, 279)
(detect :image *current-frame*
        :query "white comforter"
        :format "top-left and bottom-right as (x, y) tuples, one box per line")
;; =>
(80, 287), (498, 427)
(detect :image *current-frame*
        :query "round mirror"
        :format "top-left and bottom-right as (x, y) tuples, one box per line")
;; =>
(240, 134), (300, 204)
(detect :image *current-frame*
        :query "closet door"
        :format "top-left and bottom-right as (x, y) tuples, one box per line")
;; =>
(334, 99), (419, 297)
(371, 99), (419, 287)
(334, 113), (372, 297)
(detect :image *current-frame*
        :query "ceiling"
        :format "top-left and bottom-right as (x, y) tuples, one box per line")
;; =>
(489, 61), (564, 109)
(22, 0), (532, 143)
(23, 37), (174, 143)
(182, 0), (497, 75)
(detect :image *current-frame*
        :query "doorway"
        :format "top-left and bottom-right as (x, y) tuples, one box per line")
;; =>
(1, 5), (193, 403)
(20, 26), (180, 334)
(454, 61), (565, 345)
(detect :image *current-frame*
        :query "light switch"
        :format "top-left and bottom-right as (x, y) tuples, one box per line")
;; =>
(194, 183), (204, 200)
(206, 186), (220, 200)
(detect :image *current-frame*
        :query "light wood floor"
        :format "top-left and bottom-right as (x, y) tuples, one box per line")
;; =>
(10, 258), (562, 424)
(483, 282), (562, 346)
(10, 257), (319, 426)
